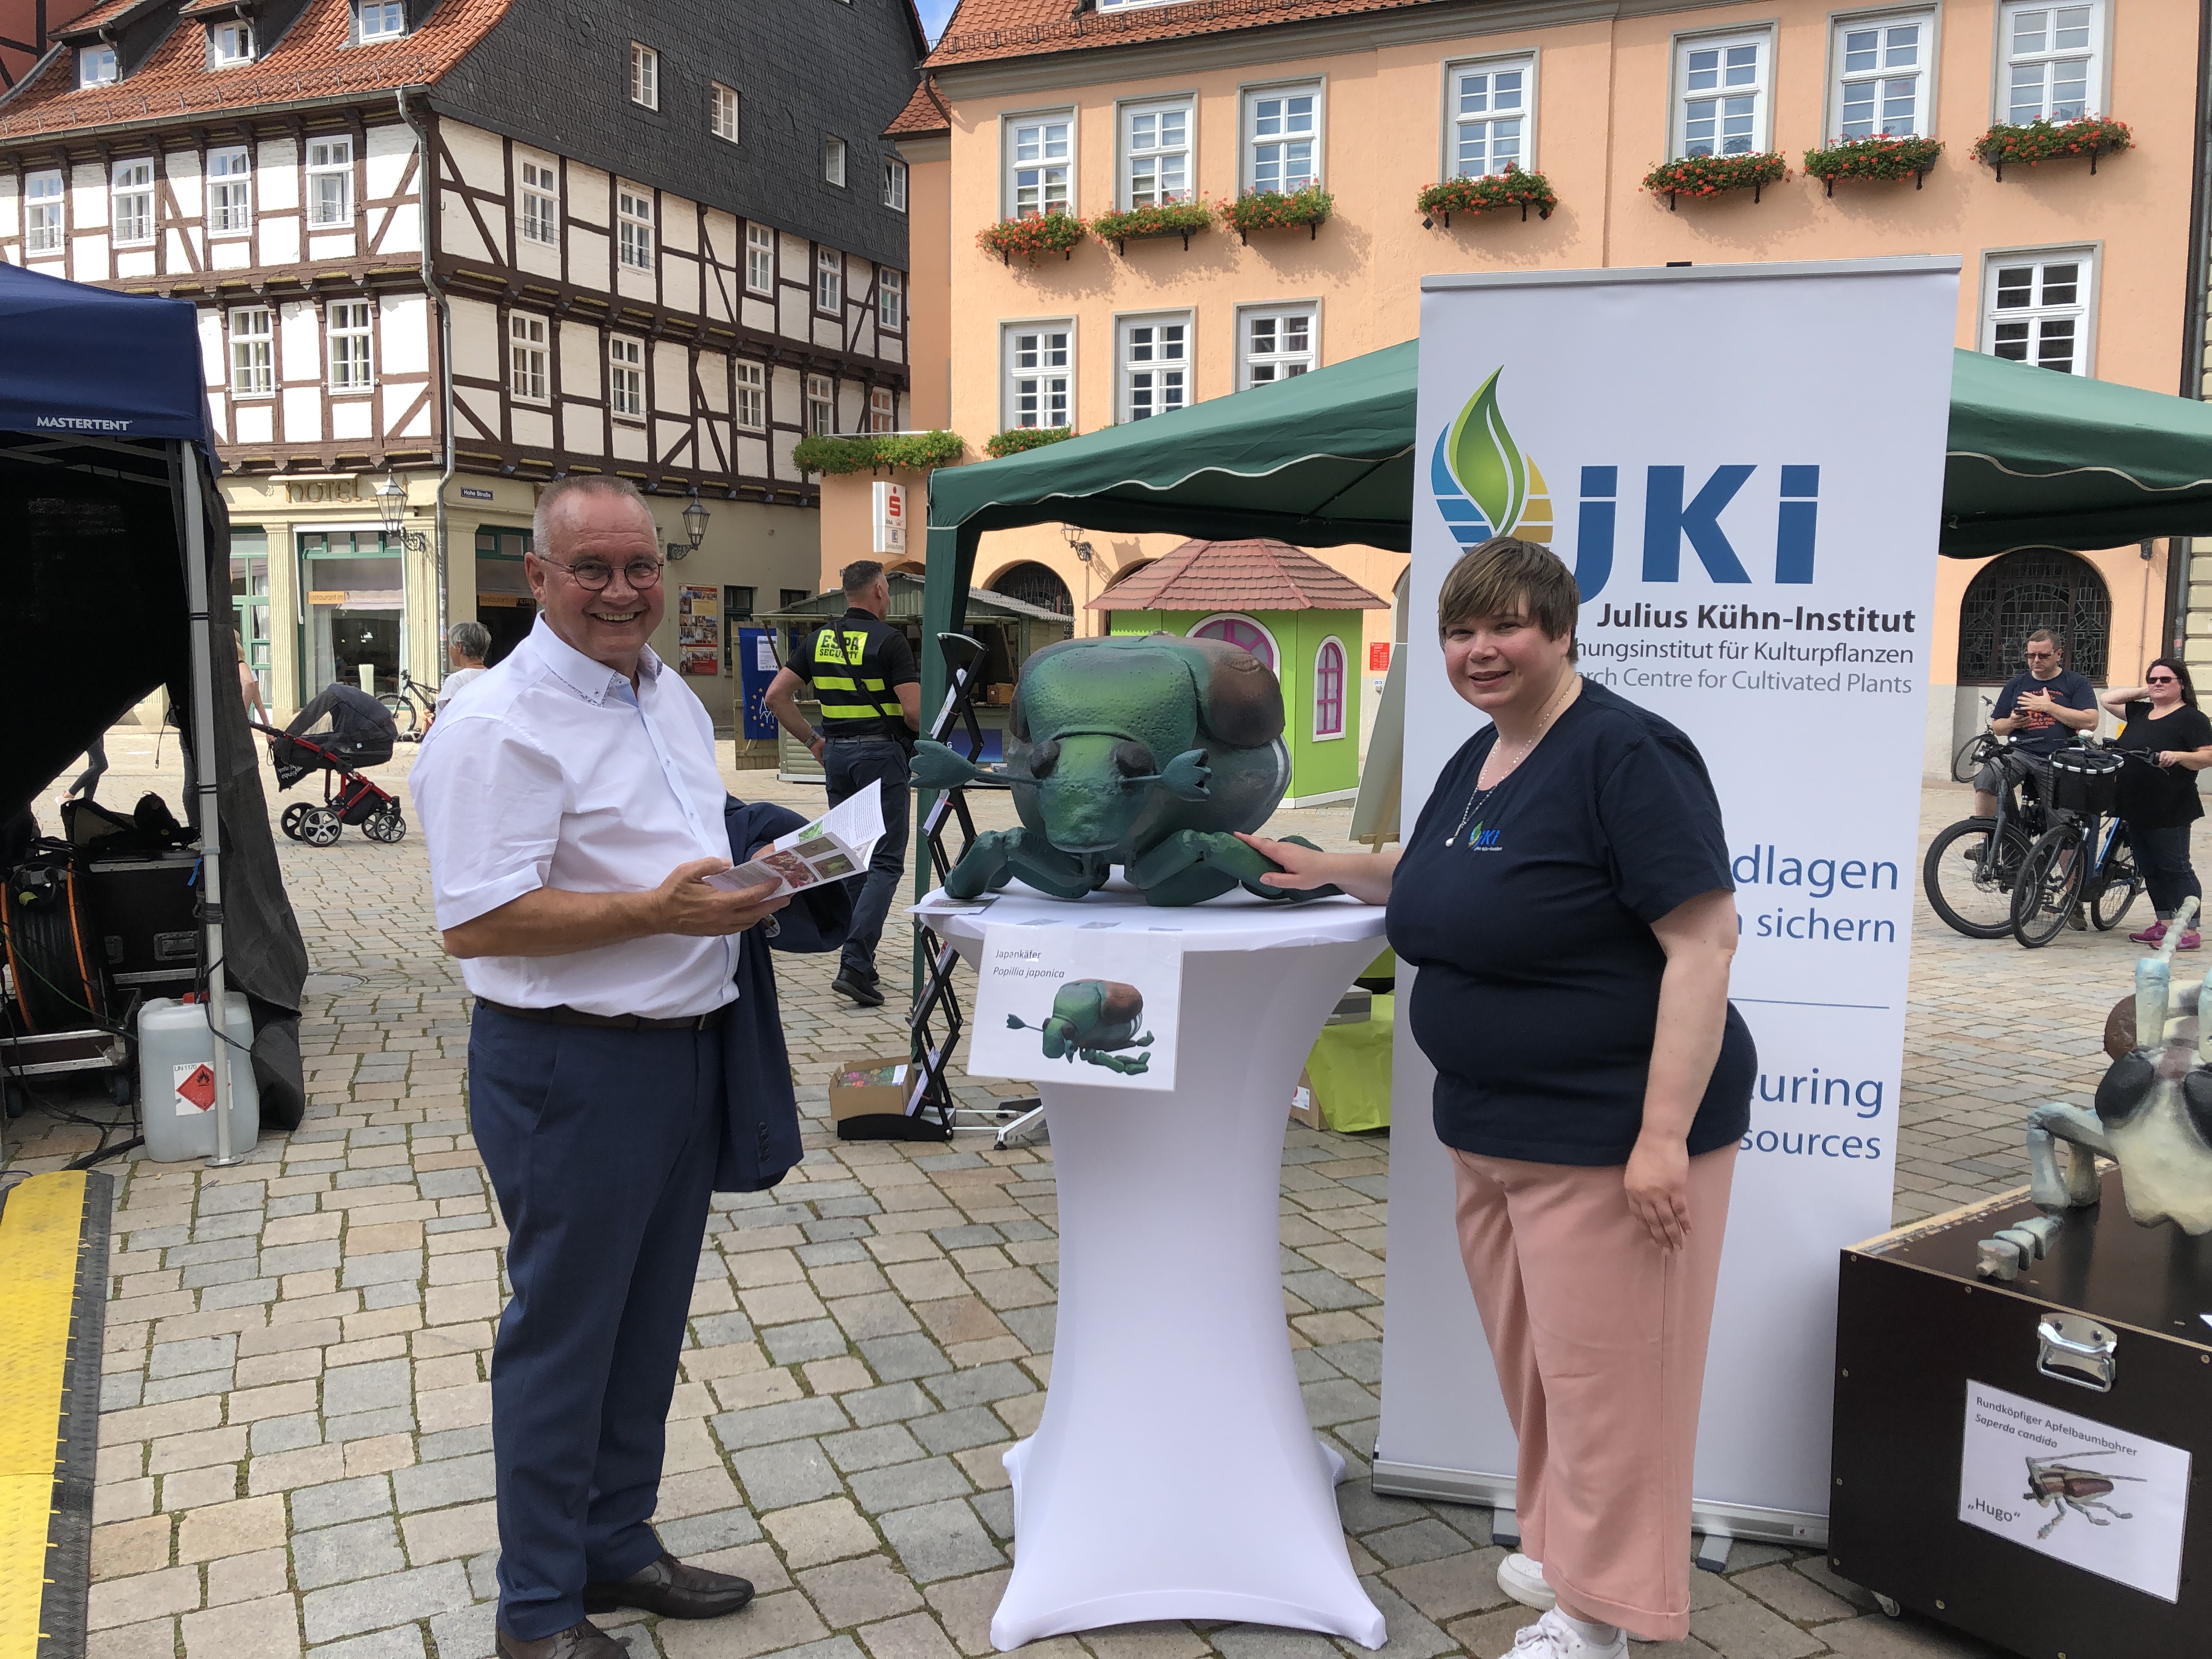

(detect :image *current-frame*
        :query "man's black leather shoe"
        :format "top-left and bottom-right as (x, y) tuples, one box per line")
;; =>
(832, 967), (886, 1008)
(495, 1620), (628, 1659)
(582, 1552), (756, 1620)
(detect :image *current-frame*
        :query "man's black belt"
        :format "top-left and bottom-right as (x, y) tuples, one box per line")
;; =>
(477, 998), (729, 1032)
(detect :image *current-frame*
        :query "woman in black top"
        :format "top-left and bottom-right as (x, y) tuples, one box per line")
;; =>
(1243, 538), (1751, 1657)
(2099, 658), (2212, 950)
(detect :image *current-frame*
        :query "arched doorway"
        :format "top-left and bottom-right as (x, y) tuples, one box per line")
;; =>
(1956, 549), (2111, 683)
(990, 561), (1072, 616)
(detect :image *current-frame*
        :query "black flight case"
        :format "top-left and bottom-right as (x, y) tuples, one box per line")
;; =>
(1831, 1170), (2210, 1658)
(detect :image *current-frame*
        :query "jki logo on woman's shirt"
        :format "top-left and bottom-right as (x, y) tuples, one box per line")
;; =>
(1462, 821), (1504, 851)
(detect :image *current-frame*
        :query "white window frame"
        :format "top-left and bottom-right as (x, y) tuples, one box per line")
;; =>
(1238, 304), (1317, 389)
(877, 268), (905, 331)
(77, 44), (116, 87)
(328, 299), (374, 392)
(1003, 321), (1074, 431)
(208, 145), (252, 235)
(209, 20), (255, 66)
(609, 335), (645, 418)
(1242, 81), (1322, 195)
(110, 159), (154, 246)
(509, 313), (548, 401)
(883, 155), (908, 211)
(806, 373), (836, 435)
(1117, 312), (1190, 424)
(306, 136), (353, 227)
(1828, 10), (1936, 141)
(617, 185), (654, 270)
(1998, 1), (2106, 125)
(1443, 55), (1535, 179)
(744, 223), (774, 294)
(24, 169), (64, 254)
(1312, 636), (1347, 740)
(711, 82), (740, 143)
(229, 306), (273, 397)
(1120, 96), (1194, 208)
(630, 42), (659, 110)
(825, 136), (847, 188)
(870, 386), (896, 433)
(517, 157), (558, 244)
(356, 1), (408, 43)
(816, 247), (843, 314)
(735, 360), (765, 430)
(1981, 246), (2097, 376)
(1672, 28), (1774, 159)
(1005, 110), (1074, 218)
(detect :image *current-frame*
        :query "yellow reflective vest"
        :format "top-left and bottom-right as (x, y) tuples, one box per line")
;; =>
(805, 613), (910, 736)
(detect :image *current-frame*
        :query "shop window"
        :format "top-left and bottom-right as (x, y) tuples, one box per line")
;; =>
(299, 529), (405, 701)
(1192, 613), (1276, 671)
(1313, 637), (1346, 738)
(1447, 58), (1532, 177)
(209, 146), (251, 234)
(1675, 30), (1770, 158)
(1955, 548), (2109, 684)
(111, 159), (154, 246)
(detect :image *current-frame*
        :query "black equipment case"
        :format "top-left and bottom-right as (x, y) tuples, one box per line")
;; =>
(1831, 1171), (2210, 1658)
(82, 849), (199, 995)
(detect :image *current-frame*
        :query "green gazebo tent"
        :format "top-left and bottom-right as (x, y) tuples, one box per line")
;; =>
(919, 341), (2212, 712)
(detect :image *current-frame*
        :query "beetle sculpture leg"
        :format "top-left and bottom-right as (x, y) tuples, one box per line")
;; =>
(2026, 1103), (2111, 1212)
(1127, 830), (1345, 907)
(944, 829), (1097, 900)
(1078, 1048), (1152, 1075)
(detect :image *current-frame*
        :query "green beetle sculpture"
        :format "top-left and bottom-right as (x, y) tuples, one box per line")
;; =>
(912, 633), (1341, 906)
(1008, 979), (1154, 1075)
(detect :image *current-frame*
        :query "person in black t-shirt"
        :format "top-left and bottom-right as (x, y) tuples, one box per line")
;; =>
(1240, 538), (1750, 1655)
(2100, 658), (2212, 950)
(1972, 629), (2100, 819)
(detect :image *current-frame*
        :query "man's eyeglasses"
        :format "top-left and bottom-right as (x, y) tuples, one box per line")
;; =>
(2023, 650), (2056, 661)
(538, 554), (665, 591)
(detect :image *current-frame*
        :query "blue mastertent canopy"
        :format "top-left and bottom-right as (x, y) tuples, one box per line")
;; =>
(0, 259), (213, 450)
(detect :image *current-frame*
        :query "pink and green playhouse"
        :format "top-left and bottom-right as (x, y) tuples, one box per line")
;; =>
(1094, 539), (1387, 808)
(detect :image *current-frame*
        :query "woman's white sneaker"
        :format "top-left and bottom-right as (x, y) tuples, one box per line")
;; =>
(1497, 1553), (1557, 1611)
(1506, 1610), (1627, 1658)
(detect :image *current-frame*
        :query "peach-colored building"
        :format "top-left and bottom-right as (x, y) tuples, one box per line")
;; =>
(861, 0), (2205, 775)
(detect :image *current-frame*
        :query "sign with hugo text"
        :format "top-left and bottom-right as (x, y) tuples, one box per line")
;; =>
(1379, 259), (1960, 1538)
(1959, 1381), (2190, 1602)
(968, 923), (1183, 1091)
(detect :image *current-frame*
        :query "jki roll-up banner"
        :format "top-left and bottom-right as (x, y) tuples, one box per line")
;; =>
(1375, 258), (1960, 1544)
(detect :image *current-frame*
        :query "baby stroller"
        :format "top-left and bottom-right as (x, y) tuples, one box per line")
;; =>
(255, 723), (407, 846)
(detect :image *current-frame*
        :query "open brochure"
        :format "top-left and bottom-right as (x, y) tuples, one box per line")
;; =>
(709, 780), (884, 897)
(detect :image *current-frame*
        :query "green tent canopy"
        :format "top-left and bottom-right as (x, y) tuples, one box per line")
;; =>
(920, 338), (2212, 707)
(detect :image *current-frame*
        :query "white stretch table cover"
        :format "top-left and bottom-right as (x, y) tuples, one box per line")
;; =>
(932, 880), (1390, 1651)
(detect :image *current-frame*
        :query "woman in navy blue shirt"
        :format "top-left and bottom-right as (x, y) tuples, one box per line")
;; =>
(1245, 538), (1752, 1659)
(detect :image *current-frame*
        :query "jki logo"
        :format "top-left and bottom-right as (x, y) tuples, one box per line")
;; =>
(1432, 370), (1819, 604)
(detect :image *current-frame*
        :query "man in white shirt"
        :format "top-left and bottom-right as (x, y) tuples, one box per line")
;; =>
(413, 477), (786, 1659)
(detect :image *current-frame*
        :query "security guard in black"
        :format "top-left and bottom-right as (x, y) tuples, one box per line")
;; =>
(793, 610), (918, 741)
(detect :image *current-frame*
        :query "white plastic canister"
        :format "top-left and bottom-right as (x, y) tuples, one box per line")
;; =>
(138, 994), (261, 1163)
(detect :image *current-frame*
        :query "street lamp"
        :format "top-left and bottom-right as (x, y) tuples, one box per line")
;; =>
(373, 471), (428, 553)
(675, 493), (710, 561)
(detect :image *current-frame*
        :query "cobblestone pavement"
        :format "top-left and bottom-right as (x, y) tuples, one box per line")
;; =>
(12, 729), (2177, 1659)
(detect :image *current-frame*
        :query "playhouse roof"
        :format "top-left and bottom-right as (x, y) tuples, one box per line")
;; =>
(1087, 538), (1388, 613)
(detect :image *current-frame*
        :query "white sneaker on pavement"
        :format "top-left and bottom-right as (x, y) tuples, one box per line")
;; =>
(1507, 1609), (1627, 1659)
(1498, 1553), (1556, 1611)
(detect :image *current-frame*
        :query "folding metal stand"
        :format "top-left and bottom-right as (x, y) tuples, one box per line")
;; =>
(907, 634), (1046, 1150)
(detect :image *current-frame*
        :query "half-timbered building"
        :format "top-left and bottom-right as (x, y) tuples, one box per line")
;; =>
(0, 0), (926, 726)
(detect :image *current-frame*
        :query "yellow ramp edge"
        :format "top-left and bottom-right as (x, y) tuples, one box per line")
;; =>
(0, 1173), (89, 1659)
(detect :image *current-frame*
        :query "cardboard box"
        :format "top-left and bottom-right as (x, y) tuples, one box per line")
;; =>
(1289, 1068), (1321, 1130)
(830, 1056), (913, 1124)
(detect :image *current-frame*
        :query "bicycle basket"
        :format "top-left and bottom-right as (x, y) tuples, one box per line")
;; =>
(2048, 747), (2124, 815)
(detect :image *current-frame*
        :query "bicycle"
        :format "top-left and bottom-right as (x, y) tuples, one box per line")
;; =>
(1923, 732), (2053, 938)
(1948, 695), (1999, 784)
(2008, 745), (2145, 949)
(378, 667), (441, 740)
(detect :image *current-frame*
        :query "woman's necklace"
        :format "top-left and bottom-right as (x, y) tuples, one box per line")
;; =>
(1444, 674), (1578, 847)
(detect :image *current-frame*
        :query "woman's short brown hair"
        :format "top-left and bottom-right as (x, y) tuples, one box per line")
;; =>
(1436, 537), (1579, 662)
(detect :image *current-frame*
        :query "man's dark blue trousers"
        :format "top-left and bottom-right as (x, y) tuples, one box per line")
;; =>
(468, 1003), (724, 1641)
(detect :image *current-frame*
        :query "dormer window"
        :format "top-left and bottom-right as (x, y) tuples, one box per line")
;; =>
(210, 21), (256, 67)
(77, 44), (117, 87)
(357, 1), (407, 41)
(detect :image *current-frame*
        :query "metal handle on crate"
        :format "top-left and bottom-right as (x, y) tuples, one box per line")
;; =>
(2036, 1313), (2118, 1392)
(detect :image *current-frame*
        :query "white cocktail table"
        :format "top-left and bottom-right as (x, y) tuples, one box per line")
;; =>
(929, 879), (1390, 1651)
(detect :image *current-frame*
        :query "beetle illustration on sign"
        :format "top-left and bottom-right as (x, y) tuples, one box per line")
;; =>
(1006, 979), (1154, 1075)
(2023, 1449), (2143, 1539)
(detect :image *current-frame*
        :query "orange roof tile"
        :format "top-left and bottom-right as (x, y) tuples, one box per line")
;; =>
(0, 0), (513, 139)
(928, 0), (1448, 67)
(1088, 538), (1387, 611)
(883, 74), (949, 138)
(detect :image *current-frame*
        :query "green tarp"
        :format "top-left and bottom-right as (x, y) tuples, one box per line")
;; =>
(921, 338), (2212, 706)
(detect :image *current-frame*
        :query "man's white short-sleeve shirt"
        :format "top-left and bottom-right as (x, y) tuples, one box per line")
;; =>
(411, 616), (738, 1019)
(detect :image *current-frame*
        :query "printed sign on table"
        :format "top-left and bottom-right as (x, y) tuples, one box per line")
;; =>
(1957, 1380), (2191, 1602)
(969, 924), (1183, 1091)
